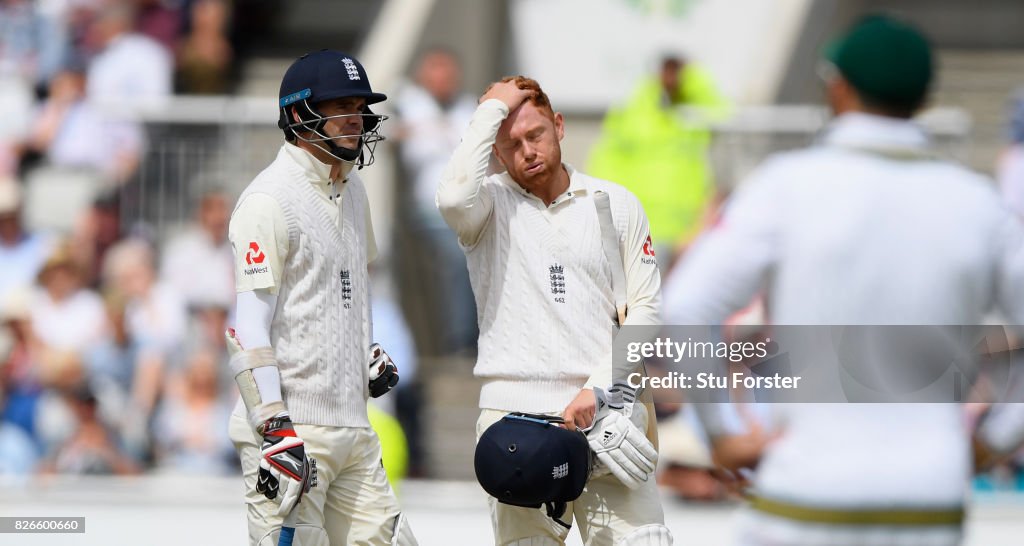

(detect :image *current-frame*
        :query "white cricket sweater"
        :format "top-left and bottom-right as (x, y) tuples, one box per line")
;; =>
(233, 145), (373, 427)
(437, 99), (661, 413)
(665, 112), (1024, 508)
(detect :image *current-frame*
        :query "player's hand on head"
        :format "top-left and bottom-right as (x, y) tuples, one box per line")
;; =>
(368, 343), (399, 398)
(562, 388), (597, 431)
(257, 413), (317, 516)
(480, 80), (534, 111)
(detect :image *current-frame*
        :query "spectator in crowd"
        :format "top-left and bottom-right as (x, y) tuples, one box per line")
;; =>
(0, 288), (42, 441)
(0, 0), (68, 91)
(588, 54), (730, 266)
(176, 0), (233, 94)
(26, 67), (144, 185)
(84, 289), (136, 402)
(30, 241), (108, 354)
(39, 382), (138, 475)
(392, 47), (477, 355)
(182, 301), (232, 400)
(84, 3), (172, 102)
(101, 238), (187, 457)
(0, 180), (53, 315)
(152, 348), (233, 474)
(0, 351), (38, 479)
(998, 88), (1024, 217)
(135, 0), (182, 54)
(160, 188), (234, 312)
(71, 190), (122, 289)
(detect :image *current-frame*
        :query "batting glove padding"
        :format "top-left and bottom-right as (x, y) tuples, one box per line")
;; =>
(368, 343), (399, 398)
(586, 407), (657, 490)
(257, 414), (317, 516)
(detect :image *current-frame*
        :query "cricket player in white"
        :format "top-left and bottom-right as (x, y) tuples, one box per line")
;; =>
(438, 76), (672, 545)
(225, 50), (416, 546)
(664, 16), (1024, 546)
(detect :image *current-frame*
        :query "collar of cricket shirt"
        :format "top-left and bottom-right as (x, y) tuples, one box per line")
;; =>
(282, 143), (354, 187)
(500, 163), (588, 207)
(820, 112), (933, 160)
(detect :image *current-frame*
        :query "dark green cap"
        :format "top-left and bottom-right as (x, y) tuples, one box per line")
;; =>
(825, 15), (933, 109)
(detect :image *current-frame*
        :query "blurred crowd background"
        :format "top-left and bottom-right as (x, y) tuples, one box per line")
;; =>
(1, 0), (1024, 504)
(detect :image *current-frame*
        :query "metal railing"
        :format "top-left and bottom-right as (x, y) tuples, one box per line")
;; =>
(34, 99), (971, 245)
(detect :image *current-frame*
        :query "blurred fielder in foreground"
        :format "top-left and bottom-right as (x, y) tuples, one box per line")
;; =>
(664, 15), (1024, 546)
(225, 50), (415, 545)
(438, 76), (670, 545)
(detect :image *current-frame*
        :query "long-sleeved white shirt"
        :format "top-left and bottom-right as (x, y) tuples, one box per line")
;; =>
(228, 144), (376, 427)
(664, 112), (1024, 507)
(437, 99), (661, 412)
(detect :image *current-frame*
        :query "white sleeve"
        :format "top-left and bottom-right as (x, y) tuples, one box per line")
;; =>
(995, 209), (1024, 327)
(586, 192), (662, 389)
(234, 289), (282, 404)
(663, 166), (783, 325)
(435, 99), (508, 247)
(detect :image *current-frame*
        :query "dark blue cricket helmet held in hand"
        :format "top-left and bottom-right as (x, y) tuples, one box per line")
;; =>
(475, 413), (592, 530)
(278, 50), (388, 168)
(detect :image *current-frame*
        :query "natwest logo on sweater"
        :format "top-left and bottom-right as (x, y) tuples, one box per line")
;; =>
(245, 242), (266, 265)
(642, 235), (656, 257)
(641, 234), (657, 266)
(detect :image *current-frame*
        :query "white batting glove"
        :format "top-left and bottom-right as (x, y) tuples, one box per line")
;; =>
(586, 388), (657, 489)
(257, 413), (317, 516)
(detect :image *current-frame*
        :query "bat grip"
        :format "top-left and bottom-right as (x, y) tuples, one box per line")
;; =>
(277, 509), (298, 546)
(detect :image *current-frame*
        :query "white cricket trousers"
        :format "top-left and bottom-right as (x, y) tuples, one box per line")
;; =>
(476, 409), (666, 546)
(229, 413), (409, 545)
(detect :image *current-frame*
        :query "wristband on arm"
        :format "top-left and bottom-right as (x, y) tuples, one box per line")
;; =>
(226, 328), (287, 431)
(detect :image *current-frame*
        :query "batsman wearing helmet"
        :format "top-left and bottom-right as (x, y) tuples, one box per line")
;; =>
(438, 76), (672, 545)
(225, 50), (416, 546)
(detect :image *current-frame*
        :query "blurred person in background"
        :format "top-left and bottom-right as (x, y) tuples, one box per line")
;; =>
(84, 2), (172, 102)
(664, 15), (1024, 545)
(182, 301), (231, 394)
(134, 0), (182, 54)
(159, 187), (234, 312)
(71, 190), (123, 289)
(0, 352), (39, 479)
(152, 348), (233, 474)
(225, 50), (415, 545)
(0, 0), (53, 176)
(438, 76), (670, 545)
(25, 66), (144, 185)
(84, 289), (136, 409)
(0, 180), (53, 314)
(39, 382), (138, 475)
(589, 54), (729, 268)
(176, 0), (233, 94)
(0, 288), (43, 444)
(101, 237), (187, 460)
(998, 89), (1024, 218)
(0, 0), (68, 93)
(30, 241), (107, 355)
(392, 46), (477, 356)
